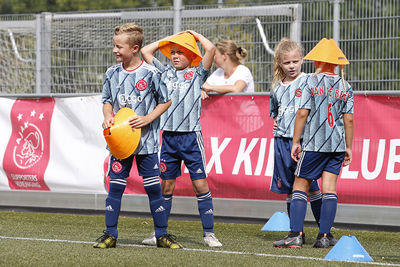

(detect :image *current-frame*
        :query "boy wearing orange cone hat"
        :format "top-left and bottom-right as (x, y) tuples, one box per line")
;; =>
(273, 38), (354, 249)
(141, 31), (222, 247)
(93, 23), (183, 249)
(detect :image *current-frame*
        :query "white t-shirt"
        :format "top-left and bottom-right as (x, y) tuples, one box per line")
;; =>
(206, 64), (255, 93)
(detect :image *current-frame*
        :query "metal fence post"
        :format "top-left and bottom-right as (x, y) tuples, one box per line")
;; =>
(331, 0), (344, 42)
(290, 4), (302, 44)
(173, 0), (182, 34)
(35, 12), (51, 94)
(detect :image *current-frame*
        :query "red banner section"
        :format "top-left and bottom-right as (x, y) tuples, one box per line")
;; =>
(107, 95), (400, 207)
(3, 98), (55, 190)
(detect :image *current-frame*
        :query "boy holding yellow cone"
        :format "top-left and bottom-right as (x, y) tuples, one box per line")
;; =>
(93, 22), (183, 249)
(141, 31), (222, 247)
(273, 38), (354, 249)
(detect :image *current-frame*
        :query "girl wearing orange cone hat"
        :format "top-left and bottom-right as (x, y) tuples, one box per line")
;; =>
(273, 38), (354, 249)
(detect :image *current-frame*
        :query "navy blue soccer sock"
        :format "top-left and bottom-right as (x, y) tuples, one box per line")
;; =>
(162, 193), (173, 221)
(143, 176), (168, 238)
(289, 190), (308, 233)
(286, 195), (291, 218)
(197, 191), (214, 236)
(319, 193), (338, 234)
(105, 179), (126, 239)
(309, 192), (322, 226)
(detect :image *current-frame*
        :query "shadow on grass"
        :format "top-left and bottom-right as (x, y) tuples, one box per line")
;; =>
(373, 255), (400, 264)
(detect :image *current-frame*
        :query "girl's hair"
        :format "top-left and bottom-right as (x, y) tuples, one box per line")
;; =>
(272, 38), (304, 88)
(313, 63), (347, 92)
(216, 40), (248, 65)
(114, 23), (144, 49)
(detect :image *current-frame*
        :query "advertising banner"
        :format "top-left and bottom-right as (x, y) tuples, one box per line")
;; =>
(2, 98), (54, 190)
(106, 95), (400, 206)
(1, 95), (399, 207)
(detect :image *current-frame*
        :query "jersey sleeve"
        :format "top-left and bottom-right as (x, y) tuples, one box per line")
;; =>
(151, 69), (170, 104)
(196, 62), (211, 84)
(152, 57), (167, 72)
(241, 66), (254, 86)
(101, 70), (112, 105)
(343, 83), (354, 114)
(299, 76), (313, 110)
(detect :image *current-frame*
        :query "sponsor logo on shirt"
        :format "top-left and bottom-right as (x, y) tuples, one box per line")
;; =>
(118, 94), (143, 105)
(165, 80), (190, 91)
(278, 104), (300, 116)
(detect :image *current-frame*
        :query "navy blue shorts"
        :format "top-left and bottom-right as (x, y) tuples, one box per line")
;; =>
(270, 137), (320, 194)
(160, 131), (207, 180)
(107, 153), (160, 179)
(295, 151), (345, 180)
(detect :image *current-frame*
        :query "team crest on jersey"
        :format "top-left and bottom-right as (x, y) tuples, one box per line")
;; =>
(160, 162), (167, 173)
(184, 71), (194, 80)
(136, 80), (147, 91)
(111, 161), (123, 173)
(295, 88), (302, 97)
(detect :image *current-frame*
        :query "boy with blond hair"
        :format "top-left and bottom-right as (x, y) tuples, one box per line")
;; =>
(93, 23), (182, 249)
(141, 31), (222, 247)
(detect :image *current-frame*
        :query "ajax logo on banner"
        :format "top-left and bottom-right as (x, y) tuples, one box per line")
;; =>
(13, 118), (44, 169)
(3, 98), (55, 190)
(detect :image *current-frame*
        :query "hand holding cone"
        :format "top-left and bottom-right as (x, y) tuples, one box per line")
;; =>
(103, 107), (141, 159)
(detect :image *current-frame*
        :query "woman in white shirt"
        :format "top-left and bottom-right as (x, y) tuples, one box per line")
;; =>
(202, 40), (254, 97)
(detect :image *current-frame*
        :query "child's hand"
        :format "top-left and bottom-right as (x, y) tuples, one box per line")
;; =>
(185, 30), (199, 41)
(291, 143), (302, 162)
(128, 115), (150, 129)
(343, 148), (352, 166)
(201, 90), (209, 100)
(102, 117), (114, 129)
(273, 117), (278, 131)
(202, 83), (212, 93)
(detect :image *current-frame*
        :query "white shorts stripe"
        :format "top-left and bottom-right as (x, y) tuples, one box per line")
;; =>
(195, 131), (208, 178)
(294, 151), (306, 177)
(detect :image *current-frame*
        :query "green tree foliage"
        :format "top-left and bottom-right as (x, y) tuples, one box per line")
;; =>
(0, 0), (217, 14)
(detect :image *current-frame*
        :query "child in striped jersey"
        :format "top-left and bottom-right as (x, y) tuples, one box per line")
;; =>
(273, 38), (354, 249)
(93, 23), (182, 249)
(269, 38), (324, 243)
(141, 31), (222, 247)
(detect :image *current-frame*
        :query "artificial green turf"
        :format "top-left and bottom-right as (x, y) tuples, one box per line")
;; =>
(0, 211), (399, 266)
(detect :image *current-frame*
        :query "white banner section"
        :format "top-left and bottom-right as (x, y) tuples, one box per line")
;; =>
(0, 96), (108, 193)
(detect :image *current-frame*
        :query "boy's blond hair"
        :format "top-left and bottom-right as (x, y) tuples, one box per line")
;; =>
(114, 23), (144, 49)
(272, 38), (304, 89)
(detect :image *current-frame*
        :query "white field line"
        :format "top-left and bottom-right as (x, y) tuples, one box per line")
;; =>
(0, 235), (399, 266)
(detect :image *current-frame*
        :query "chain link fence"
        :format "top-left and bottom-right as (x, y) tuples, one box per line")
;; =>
(0, 0), (399, 94)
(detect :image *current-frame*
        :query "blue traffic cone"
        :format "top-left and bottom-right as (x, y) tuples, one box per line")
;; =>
(261, 211), (290, 231)
(324, 236), (373, 262)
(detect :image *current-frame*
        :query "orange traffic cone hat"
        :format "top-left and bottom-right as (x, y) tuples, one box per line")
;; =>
(103, 107), (141, 160)
(159, 32), (202, 67)
(304, 38), (349, 65)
